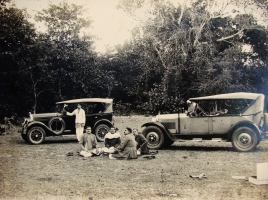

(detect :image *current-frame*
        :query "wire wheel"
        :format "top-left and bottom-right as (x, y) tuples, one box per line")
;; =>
(27, 126), (46, 145)
(95, 124), (109, 142)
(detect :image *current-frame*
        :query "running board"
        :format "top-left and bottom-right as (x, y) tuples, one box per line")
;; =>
(193, 138), (202, 142)
(178, 138), (224, 142)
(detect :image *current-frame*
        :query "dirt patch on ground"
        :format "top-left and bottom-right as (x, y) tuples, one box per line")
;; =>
(0, 116), (268, 200)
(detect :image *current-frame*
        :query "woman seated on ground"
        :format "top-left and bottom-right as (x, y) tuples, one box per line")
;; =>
(109, 127), (137, 160)
(133, 128), (149, 155)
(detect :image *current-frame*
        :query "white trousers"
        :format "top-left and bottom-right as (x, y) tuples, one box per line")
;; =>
(102, 147), (115, 154)
(80, 150), (92, 157)
(80, 148), (102, 157)
(76, 124), (84, 141)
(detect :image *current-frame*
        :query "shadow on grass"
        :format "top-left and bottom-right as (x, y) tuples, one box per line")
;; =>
(161, 143), (267, 152)
(15, 136), (78, 145)
(163, 145), (234, 152)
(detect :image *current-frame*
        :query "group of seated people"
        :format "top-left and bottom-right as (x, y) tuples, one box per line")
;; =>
(79, 126), (149, 160)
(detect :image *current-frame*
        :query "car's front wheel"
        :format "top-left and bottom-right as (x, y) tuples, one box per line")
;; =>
(142, 126), (164, 149)
(95, 124), (110, 142)
(231, 127), (258, 152)
(27, 126), (46, 145)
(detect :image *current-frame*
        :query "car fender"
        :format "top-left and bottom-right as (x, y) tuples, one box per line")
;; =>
(141, 122), (175, 142)
(26, 121), (61, 136)
(93, 119), (114, 130)
(228, 120), (262, 141)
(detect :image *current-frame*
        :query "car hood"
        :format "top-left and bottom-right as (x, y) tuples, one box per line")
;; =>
(31, 113), (61, 119)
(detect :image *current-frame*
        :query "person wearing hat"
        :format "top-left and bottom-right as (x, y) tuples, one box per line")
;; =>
(109, 127), (137, 160)
(66, 103), (85, 142)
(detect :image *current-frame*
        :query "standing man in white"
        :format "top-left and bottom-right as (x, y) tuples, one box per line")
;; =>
(66, 104), (86, 142)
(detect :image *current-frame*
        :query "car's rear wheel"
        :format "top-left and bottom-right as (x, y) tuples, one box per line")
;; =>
(48, 117), (65, 135)
(95, 124), (110, 142)
(231, 127), (258, 152)
(142, 126), (164, 149)
(27, 126), (46, 145)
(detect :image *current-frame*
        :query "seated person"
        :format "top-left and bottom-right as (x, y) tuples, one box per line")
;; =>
(102, 127), (121, 154)
(133, 128), (149, 155)
(109, 127), (137, 160)
(211, 109), (228, 116)
(79, 126), (100, 157)
(186, 100), (197, 116)
(216, 109), (228, 115)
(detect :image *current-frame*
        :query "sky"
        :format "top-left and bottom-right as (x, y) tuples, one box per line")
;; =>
(12, 0), (266, 53)
(13, 0), (137, 53)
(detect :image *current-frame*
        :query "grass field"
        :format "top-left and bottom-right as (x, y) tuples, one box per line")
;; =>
(0, 115), (268, 200)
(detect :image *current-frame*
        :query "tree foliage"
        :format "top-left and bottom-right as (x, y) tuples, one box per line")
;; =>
(1, 0), (268, 118)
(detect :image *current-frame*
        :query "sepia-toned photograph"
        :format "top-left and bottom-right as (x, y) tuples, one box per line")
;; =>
(0, 0), (268, 199)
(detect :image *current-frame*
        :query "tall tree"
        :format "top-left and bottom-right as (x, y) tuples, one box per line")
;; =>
(35, 2), (96, 102)
(0, 3), (37, 117)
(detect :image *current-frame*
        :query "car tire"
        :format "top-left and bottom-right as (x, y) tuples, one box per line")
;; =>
(21, 133), (29, 142)
(95, 124), (110, 142)
(27, 126), (46, 145)
(48, 117), (65, 135)
(142, 126), (165, 149)
(231, 127), (258, 152)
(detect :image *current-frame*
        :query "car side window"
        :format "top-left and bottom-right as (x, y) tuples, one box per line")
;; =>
(224, 99), (253, 114)
(84, 103), (106, 114)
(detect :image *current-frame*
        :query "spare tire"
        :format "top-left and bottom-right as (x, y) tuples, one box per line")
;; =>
(48, 117), (65, 135)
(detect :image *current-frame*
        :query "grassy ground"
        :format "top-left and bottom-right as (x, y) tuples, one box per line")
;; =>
(0, 115), (268, 200)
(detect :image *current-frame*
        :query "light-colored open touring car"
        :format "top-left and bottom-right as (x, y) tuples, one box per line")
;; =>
(141, 92), (268, 152)
(20, 98), (114, 144)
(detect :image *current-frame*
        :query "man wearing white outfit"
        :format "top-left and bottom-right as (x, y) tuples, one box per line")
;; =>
(102, 127), (121, 154)
(66, 104), (85, 142)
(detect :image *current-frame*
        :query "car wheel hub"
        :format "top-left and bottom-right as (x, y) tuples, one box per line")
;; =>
(31, 130), (42, 141)
(147, 132), (159, 143)
(238, 133), (251, 145)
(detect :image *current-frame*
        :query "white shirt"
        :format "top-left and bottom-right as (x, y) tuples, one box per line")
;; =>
(68, 108), (85, 124)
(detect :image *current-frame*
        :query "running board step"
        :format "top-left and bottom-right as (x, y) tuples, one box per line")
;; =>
(193, 138), (202, 142)
(212, 138), (223, 142)
(184, 138), (224, 142)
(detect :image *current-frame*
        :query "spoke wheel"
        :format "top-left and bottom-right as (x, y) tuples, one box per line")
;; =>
(95, 124), (110, 142)
(27, 126), (46, 145)
(232, 127), (258, 152)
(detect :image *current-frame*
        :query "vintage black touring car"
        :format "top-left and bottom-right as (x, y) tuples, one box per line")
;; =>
(20, 98), (114, 144)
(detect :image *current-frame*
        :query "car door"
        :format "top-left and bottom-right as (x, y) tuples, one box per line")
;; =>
(190, 116), (209, 134)
(212, 116), (232, 134)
